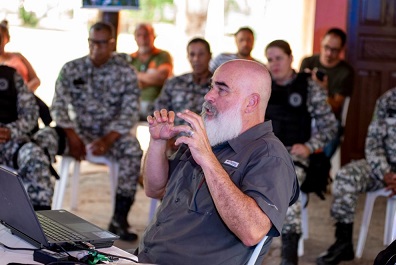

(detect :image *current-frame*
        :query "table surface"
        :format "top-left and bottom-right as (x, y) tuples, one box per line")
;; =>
(0, 224), (142, 264)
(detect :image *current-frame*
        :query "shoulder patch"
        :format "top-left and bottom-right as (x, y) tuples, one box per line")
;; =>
(0, 78), (9, 91)
(289, 92), (303, 107)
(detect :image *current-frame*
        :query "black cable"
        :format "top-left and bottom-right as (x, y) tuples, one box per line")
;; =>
(1, 240), (138, 264)
(0, 241), (39, 251)
(54, 243), (74, 257)
(1, 241), (86, 264)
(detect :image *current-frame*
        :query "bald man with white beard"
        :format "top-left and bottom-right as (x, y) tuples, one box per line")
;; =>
(138, 59), (299, 265)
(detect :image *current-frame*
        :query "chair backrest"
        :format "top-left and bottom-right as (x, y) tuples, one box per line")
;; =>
(392, 207), (396, 243)
(247, 235), (268, 265)
(341, 96), (351, 127)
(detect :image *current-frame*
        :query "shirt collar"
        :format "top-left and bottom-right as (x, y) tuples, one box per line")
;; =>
(85, 54), (115, 68)
(187, 72), (213, 85)
(216, 121), (274, 153)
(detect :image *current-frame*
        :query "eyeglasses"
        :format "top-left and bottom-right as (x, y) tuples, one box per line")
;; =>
(88, 38), (111, 47)
(323, 45), (341, 54)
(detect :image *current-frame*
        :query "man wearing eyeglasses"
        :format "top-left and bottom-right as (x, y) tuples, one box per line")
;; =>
(300, 28), (354, 159)
(50, 21), (143, 242)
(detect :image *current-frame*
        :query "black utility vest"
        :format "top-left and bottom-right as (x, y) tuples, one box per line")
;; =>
(266, 73), (311, 147)
(0, 65), (18, 124)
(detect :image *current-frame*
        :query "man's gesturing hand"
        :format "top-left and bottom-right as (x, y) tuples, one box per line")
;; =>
(147, 109), (190, 141)
(175, 110), (214, 166)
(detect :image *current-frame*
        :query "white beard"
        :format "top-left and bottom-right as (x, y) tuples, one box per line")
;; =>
(203, 102), (243, 146)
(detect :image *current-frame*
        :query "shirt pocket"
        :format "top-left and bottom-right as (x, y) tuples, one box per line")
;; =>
(69, 84), (86, 102)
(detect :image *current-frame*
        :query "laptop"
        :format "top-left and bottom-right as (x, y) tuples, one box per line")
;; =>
(0, 166), (119, 251)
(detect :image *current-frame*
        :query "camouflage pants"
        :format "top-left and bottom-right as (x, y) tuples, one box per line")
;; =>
(34, 127), (143, 199)
(0, 135), (54, 207)
(331, 159), (384, 223)
(281, 155), (308, 235)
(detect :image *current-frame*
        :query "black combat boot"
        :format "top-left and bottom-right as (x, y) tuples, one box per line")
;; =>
(316, 222), (354, 265)
(108, 195), (138, 241)
(280, 233), (301, 265)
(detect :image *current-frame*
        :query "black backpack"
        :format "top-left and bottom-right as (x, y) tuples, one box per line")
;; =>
(296, 152), (332, 202)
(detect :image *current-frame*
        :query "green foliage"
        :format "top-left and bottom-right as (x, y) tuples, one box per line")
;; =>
(18, 6), (39, 27)
(123, 0), (174, 23)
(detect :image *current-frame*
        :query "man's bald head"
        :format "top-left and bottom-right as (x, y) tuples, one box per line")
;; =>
(134, 23), (155, 36)
(134, 23), (156, 54)
(203, 60), (271, 137)
(215, 59), (272, 115)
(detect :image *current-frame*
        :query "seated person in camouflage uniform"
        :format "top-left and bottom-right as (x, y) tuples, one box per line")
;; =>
(49, 21), (143, 242)
(0, 65), (57, 211)
(316, 87), (396, 265)
(154, 37), (212, 154)
(265, 40), (337, 265)
(209, 26), (259, 73)
(0, 19), (52, 130)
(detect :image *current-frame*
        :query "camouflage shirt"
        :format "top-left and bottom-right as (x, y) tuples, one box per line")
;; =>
(154, 72), (212, 126)
(365, 87), (396, 180)
(51, 54), (140, 138)
(301, 77), (337, 152)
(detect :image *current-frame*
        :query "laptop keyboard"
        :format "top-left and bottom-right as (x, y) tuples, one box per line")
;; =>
(37, 213), (85, 242)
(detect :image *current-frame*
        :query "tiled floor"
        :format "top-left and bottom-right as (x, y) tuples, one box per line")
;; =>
(57, 160), (389, 265)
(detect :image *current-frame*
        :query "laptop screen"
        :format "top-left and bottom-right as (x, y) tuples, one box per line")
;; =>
(0, 166), (48, 247)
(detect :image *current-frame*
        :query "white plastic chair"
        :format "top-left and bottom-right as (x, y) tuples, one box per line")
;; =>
(298, 192), (309, 257)
(247, 235), (268, 265)
(148, 198), (159, 222)
(51, 153), (119, 210)
(330, 96), (351, 180)
(392, 209), (396, 243)
(355, 188), (396, 258)
(341, 96), (350, 128)
(135, 122), (159, 223)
